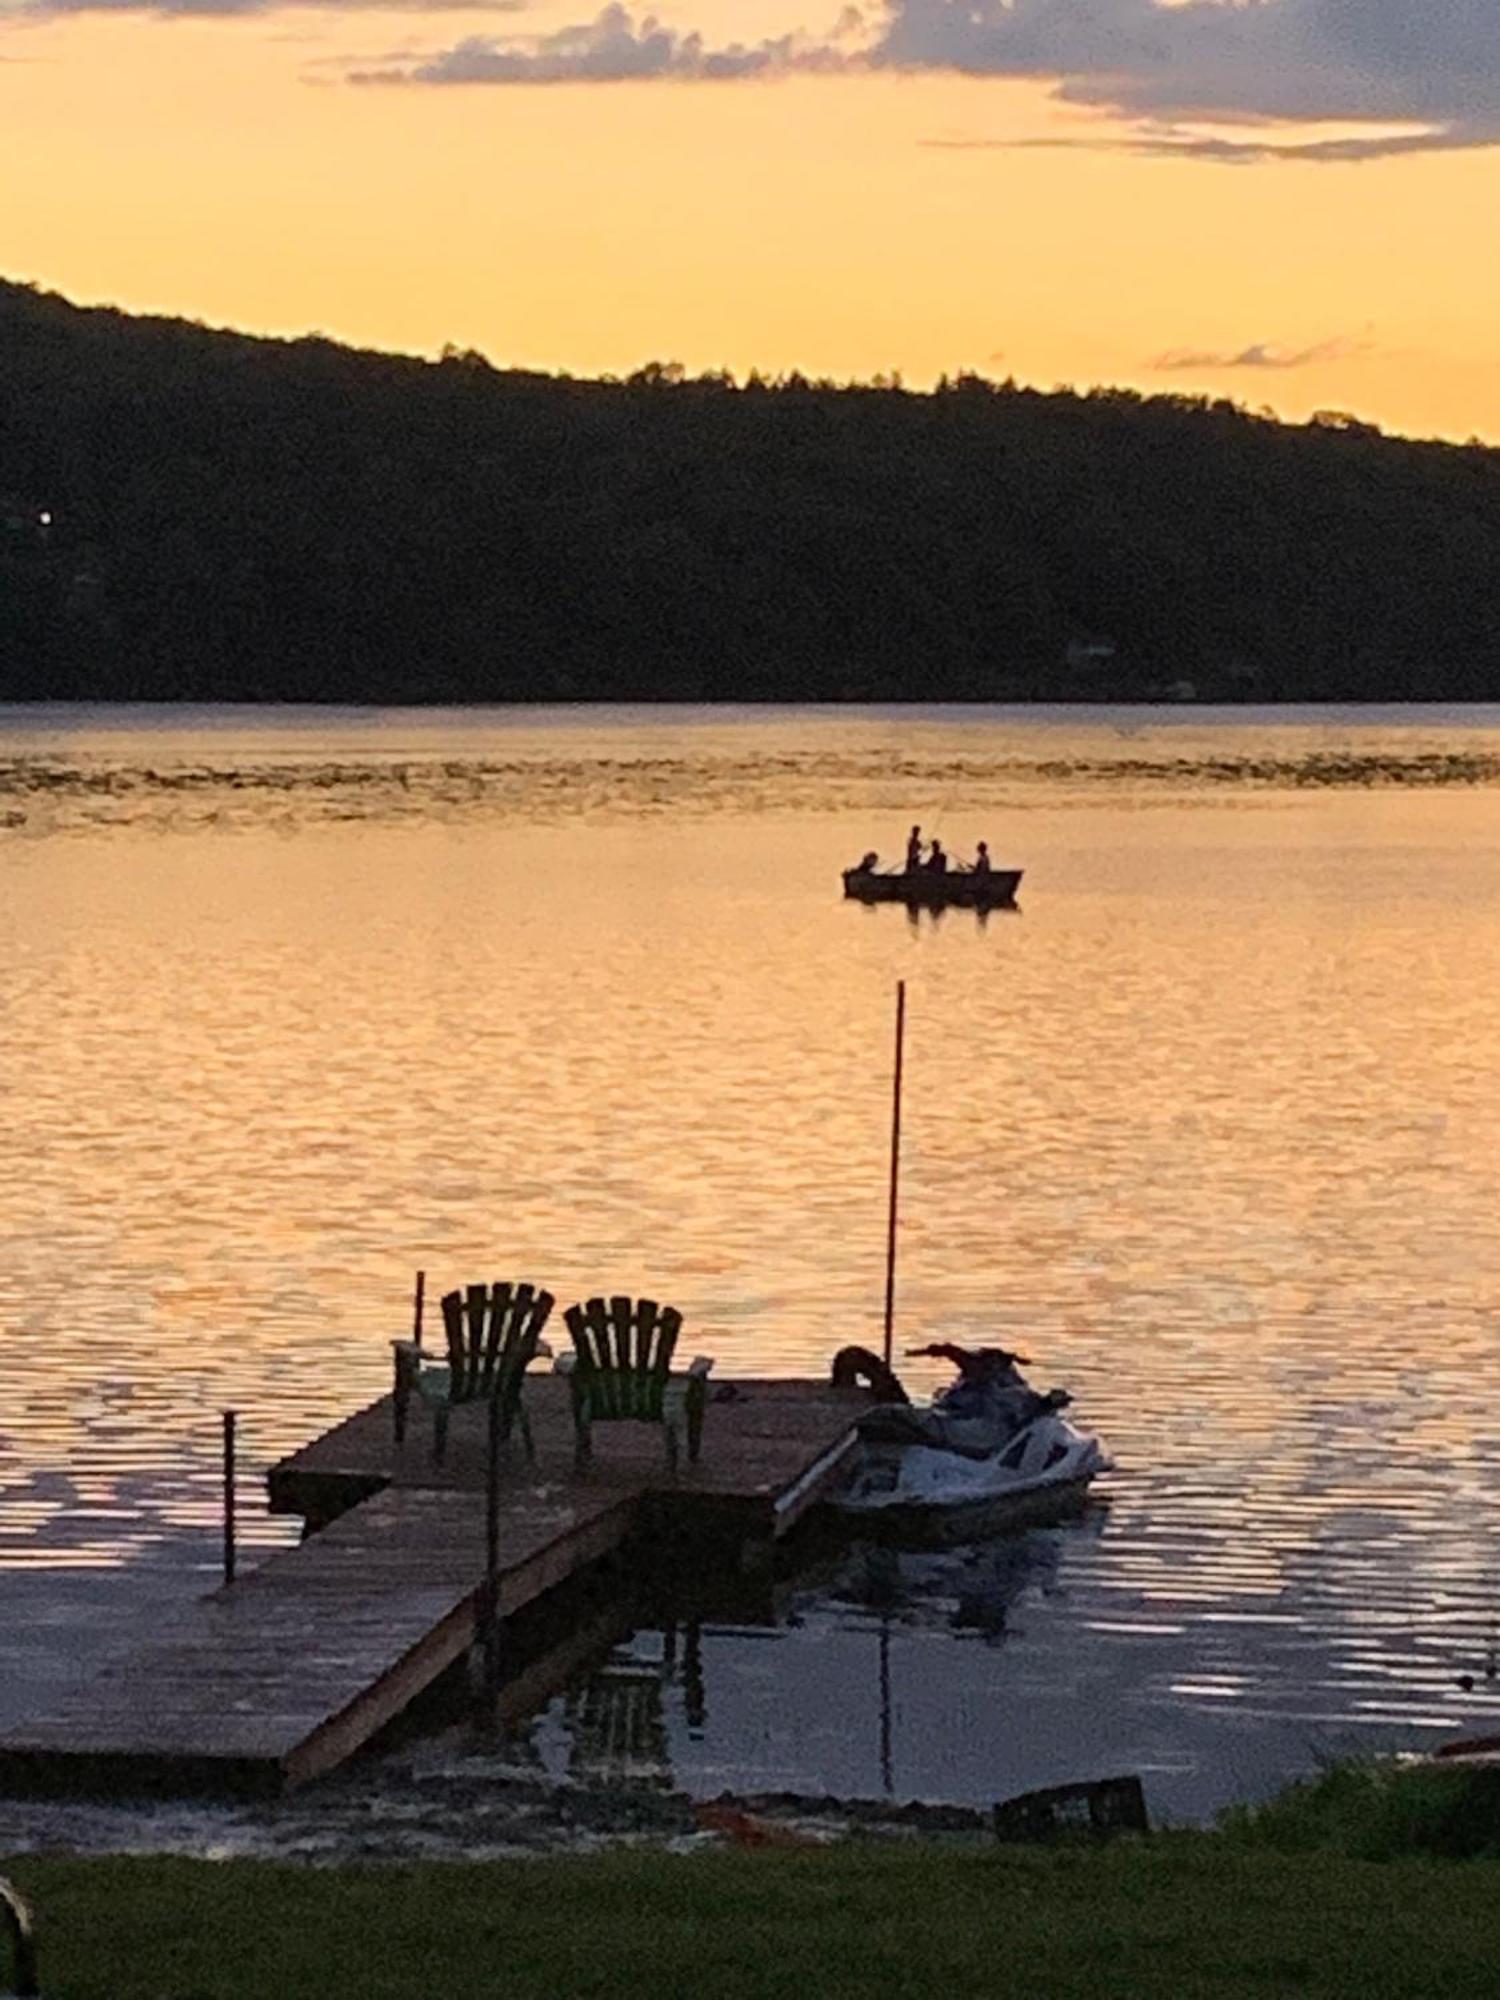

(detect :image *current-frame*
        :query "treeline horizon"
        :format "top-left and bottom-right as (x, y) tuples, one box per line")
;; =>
(3, 274), (1499, 704)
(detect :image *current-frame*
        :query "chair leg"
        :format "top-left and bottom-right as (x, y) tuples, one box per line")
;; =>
(664, 1420), (679, 1476)
(433, 1407), (449, 1465)
(516, 1402), (535, 1463)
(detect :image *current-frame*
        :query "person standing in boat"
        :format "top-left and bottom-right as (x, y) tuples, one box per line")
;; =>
(905, 825), (924, 872)
(926, 839), (949, 875)
(972, 841), (992, 876)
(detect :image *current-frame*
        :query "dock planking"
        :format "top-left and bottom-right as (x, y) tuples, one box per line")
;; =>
(0, 1376), (866, 1796)
(270, 1376), (866, 1538)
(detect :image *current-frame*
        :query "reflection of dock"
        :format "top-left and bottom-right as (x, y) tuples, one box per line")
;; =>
(0, 1378), (863, 1798)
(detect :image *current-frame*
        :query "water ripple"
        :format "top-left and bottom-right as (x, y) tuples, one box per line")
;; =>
(3, 704), (1499, 1833)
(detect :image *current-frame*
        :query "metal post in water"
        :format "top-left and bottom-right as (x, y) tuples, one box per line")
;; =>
(882, 980), (906, 1370)
(222, 1409), (237, 1587)
(878, 1616), (894, 1800)
(412, 1268), (426, 1353)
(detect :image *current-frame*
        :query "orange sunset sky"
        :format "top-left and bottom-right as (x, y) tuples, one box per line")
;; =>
(3, 0), (1499, 442)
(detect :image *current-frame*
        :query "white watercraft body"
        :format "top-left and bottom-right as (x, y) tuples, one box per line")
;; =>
(828, 1344), (1111, 1545)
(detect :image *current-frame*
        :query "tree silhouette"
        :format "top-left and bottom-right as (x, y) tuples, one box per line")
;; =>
(2, 274), (1498, 704)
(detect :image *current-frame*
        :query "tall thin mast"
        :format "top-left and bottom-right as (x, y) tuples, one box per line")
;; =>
(882, 980), (906, 1370)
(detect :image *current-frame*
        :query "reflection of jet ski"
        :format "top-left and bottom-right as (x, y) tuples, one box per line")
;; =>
(829, 1343), (1111, 1545)
(838, 1532), (1067, 1641)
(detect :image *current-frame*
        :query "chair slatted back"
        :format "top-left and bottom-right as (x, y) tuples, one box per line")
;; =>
(441, 1282), (554, 1406)
(565, 1295), (683, 1420)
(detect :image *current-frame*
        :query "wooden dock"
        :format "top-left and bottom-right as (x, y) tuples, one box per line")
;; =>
(0, 1377), (865, 1796)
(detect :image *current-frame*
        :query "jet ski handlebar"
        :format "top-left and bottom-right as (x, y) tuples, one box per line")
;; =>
(904, 1342), (1034, 1369)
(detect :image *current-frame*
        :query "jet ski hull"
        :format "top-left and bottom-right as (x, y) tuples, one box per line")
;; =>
(831, 1414), (1111, 1546)
(831, 1472), (1101, 1547)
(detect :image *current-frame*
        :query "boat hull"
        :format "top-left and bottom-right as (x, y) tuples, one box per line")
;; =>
(843, 868), (1022, 908)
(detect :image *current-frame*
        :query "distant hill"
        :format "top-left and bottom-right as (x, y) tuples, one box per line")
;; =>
(3, 275), (1499, 703)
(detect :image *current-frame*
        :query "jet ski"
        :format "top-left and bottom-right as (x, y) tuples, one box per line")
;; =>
(829, 1342), (1112, 1545)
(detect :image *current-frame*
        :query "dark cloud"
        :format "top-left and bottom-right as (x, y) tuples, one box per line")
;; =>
(8, 0), (1497, 169)
(349, 0), (853, 81)
(876, 0), (1500, 120)
(888, 0), (1500, 159)
(347, 0), (1500, 164)
(1150, 335), (1374, 372)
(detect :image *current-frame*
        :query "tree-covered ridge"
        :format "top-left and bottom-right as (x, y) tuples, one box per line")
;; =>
(3, 275), (1498, 702)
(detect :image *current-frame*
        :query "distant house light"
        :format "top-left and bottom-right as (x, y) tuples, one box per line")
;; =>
(38, 511), (53, 528)
(1065, 636), (1117, 671)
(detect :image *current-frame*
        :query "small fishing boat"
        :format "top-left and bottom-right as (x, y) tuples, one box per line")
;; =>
(842, 865), (1022, 909)
(828, 1344), (1111, 1545)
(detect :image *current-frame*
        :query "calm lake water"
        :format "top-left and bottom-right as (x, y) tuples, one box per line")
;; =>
(3, 703), (1499, 1852)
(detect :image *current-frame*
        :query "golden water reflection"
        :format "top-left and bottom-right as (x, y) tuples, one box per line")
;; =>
(2, 706), (1499, 1816)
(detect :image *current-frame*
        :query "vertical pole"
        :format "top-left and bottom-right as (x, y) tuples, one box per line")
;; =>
(394, 1270), (426, 1447)
(483, 1387), (502, 1699)
(222, 1409), (237, 1587)
(882, 979), (906, 1370)
(878, 1615), (894, 1800)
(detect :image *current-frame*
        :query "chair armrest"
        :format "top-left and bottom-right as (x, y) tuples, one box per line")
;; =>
(392, 1339), (450, 1395)
(686, 1356), (715, 1378)
(393, 1338), (445, 1376)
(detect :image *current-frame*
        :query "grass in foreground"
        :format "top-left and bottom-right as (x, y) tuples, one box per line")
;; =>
(7, 1835), (1500, 2000)
(1220, 1755), (1500, 1861)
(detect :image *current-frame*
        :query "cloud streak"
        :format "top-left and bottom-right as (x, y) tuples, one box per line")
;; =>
(926, 118), (1500, 167)
(3, 0), (507, 15)
(1150, 335), (1374, 372)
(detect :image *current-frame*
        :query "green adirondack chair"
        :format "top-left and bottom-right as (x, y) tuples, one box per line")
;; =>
(392, 1280), (555, 1463)
(562, 1295), (712, 1471)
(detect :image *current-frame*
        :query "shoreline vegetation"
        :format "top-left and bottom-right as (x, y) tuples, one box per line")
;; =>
(7, 1763), (1500, 1997)
(4, 276), (1500, 710)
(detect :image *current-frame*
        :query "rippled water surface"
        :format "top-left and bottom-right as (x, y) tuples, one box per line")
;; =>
(3, 703), (1499, 1844)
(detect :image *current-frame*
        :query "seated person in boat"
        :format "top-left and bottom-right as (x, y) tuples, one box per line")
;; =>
(972, 841), (993, 876)
(905, 825), (924, 872)
(926, 839), (949, 874)
(853, 850), (879, 874)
